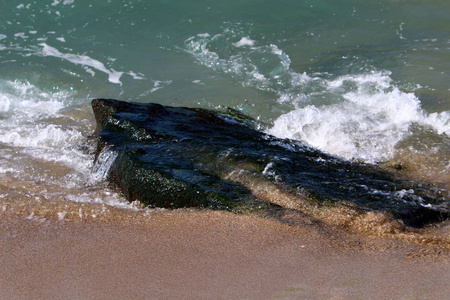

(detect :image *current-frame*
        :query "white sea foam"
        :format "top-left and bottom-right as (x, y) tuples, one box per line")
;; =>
(40, 43), (124, 84)
(233, 37), (255, 47)
(196, 33), (210, 38)
(14, 32), (29, 39)
(0, 80), (66, 115)
(65, 193), (144, 211)
(51, 0), (74, 6)
(139, 80), (172, 96)
(127, 71), (146, 80)
(0, 95), (11, 112)
(185, 32), (292, 91)
(0, 79), (146, 212)
(185, 28), (449, 164)
(0, 80), (91, 173)
(0, 124), (81, 148)
(268, 72), (450, 162)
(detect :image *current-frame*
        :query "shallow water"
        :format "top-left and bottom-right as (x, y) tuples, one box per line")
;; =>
(0, 0), (449, 231)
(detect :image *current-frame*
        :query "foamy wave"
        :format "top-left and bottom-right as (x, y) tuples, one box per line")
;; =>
(0, 80), (91, 173)
(185, 27), (448, 163)
(268, 72), (450, 162)
(0, 124), (82, 148)
(0, 77), (153, 212)
(0, 80), (66, 114)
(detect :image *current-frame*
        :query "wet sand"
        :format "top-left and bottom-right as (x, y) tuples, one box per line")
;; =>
(1, 210), (449, 300)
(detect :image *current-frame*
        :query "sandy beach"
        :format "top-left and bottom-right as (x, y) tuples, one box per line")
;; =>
(1, 209), (449, 300)
(1, 1), (450, 299)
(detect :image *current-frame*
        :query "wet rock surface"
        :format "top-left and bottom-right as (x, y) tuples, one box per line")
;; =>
(91, 98), (449, 227)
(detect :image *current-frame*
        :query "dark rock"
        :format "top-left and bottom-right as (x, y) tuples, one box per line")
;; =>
(91, 98), (449, 227)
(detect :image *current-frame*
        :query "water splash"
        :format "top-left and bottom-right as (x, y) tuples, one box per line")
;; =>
(269, 72), (449, 162)
(185, 25), (450, 164)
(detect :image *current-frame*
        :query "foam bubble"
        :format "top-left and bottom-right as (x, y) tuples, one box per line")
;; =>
(14, 32), (29, 39)
(233, 37), (255, 47)
(51, 0), (74, 6)
(196, 33), (210, 38)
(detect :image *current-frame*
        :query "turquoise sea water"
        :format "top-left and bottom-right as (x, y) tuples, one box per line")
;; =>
(0, 0), (449, 216)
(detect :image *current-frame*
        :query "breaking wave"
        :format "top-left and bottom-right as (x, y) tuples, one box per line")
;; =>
(185, 26), (449, 163)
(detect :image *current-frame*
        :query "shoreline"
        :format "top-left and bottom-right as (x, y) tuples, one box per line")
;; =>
(1, 209), (449, 299)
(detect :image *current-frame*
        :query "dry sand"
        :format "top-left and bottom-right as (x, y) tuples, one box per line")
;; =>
(1, 210), (449, 300)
